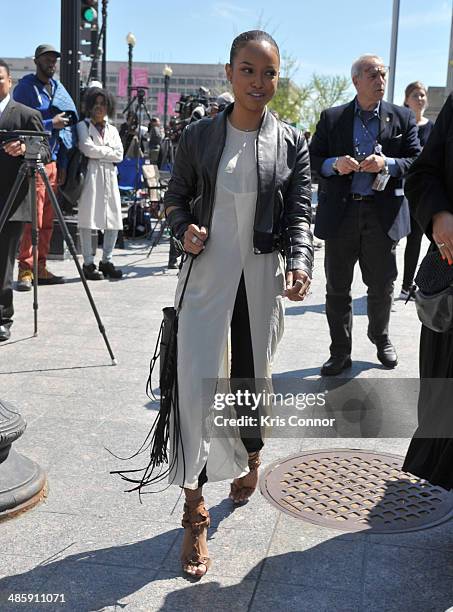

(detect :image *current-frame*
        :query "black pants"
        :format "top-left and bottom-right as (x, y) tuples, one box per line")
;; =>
(402, 214), (424, 291)
(324, 201), (397, 357)
(0, 221), (23, 328)
(197, 273), (264, 488)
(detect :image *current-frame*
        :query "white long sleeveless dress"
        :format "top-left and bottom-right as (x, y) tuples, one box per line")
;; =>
(172, 120), (285, 489)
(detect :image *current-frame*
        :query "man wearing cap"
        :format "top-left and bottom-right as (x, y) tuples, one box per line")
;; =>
(12, 44), (78, 290)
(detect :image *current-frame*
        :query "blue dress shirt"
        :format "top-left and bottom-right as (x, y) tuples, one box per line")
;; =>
(320, 98), (400, 195)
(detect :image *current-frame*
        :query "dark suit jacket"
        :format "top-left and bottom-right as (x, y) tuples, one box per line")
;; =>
(310, 99), (421, 240)
(405, 93), (453, 241)
(0, 99), (50, 219)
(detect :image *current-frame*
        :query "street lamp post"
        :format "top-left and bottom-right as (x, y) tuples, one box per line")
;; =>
(162, 64), (173, 129)
(126, 32), (136, 106)
(101, 0), (108, 88)
(60, 0), (81, 109)
(0, 399), (47, 520)
(387, 0), (400, 103)
(447, 2), (453, 93)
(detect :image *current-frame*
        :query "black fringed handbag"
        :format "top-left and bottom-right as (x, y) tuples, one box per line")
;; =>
(414, 250), (453, 333)
(110, 257), (194, 494)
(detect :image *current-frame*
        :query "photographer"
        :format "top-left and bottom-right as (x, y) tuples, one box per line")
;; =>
(119, 111), (137, 154)
(0, 59), (50, 341)
(147, 116), (163, 163)
(13, 44), (78, 290)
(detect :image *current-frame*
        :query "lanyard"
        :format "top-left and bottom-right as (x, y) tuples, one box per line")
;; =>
(355, 111), (380, 159)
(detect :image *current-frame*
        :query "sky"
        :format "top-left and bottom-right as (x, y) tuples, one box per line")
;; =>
(3, 0), (453, 104)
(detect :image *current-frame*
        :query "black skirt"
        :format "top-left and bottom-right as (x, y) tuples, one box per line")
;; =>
(402, 325), (453, 491)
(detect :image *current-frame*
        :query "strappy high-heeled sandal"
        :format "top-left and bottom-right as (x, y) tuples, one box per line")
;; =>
(229, 451), (262, 504)
(181, 496), (211, 577)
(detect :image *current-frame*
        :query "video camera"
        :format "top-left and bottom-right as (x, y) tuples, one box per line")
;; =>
(0, 129), (50, 159)
(175, 87), (210, 120)
(129, 85), (149, 104)
(167, 87), (217, 143)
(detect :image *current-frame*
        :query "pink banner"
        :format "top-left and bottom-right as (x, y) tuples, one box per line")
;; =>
(117, 67), (149, 97)
(156, 92), (180, 117)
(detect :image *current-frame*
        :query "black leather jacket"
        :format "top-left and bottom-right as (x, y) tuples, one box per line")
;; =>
(164, 104), (314, 275)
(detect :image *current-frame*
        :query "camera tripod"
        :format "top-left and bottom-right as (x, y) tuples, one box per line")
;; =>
(0, 130), (116, 364)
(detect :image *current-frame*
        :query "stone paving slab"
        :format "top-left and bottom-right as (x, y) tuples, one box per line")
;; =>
(1, 235), (453, 611)
(249, 581), (363, 612)
(137, 572), (257, 612)
(361, 542), (453, 612)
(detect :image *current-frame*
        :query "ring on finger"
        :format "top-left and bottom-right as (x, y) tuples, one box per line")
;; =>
(295, 279), (308, 288)
(191, 235), (198, 244)
(436, 242), (446, 248)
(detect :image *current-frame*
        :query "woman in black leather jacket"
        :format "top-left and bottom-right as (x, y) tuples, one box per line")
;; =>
(164, 30), (313, 577)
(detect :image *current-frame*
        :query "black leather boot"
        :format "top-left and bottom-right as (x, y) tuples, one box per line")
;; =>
(99, 261), (123, 279)
(83, 263), (104, 281)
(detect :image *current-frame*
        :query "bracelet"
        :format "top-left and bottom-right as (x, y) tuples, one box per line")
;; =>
(165, 207), (194, 240)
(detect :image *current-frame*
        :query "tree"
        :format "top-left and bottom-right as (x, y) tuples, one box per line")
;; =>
(269, 55), (351, 130)
(301, 74), (351, 133)
(269, 55), (311, 125)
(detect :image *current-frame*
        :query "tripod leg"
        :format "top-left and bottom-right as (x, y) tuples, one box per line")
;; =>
(0, 165), (29, 235)
(146, 211), (169, 258)
(145, 217), (161, 257)
(38, 166), (117, 365)
(29, 169), (39, 336)
(154, 219), (166, 247)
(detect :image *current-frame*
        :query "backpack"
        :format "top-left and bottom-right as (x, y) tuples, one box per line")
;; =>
(59, 120), (90, 205)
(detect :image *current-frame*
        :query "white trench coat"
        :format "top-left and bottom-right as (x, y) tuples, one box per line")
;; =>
(76, 120), (124, 230)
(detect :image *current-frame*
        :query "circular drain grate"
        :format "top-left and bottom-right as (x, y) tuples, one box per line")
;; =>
(260, 449), (453, 533)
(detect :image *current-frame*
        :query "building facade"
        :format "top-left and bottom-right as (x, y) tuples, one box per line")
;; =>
(6, 57), (230, 125)
(426, 86), (450, 122)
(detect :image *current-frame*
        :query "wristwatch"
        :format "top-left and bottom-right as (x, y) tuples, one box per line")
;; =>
(332, 157), (340, 175)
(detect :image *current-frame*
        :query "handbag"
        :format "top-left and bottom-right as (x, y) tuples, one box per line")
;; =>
(414, 250), (453, 333)
(111, 257), (194, 492)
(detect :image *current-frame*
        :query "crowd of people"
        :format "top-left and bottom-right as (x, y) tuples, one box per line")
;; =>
(1, 31), (452, 579)
(0, 43), (130, 340)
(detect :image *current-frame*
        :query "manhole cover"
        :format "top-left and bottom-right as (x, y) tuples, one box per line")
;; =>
(260, 449), (453, 533)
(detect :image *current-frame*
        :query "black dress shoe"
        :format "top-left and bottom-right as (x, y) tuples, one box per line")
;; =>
(37, 268), (65, 285)
(321, 355), (352, 376)
(83, 263), (104, 281)
(369, 335), (398, 368)
(0, 324), (11, 342)
(99, 261), (123, 279)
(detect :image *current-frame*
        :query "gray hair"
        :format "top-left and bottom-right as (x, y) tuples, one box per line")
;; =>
(351, 54), (385, 79)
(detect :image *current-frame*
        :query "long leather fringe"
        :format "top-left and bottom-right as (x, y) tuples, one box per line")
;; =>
(109, 258), (193, 497)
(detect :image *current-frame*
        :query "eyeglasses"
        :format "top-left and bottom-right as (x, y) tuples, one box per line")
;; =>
(364, 66), (389, 80)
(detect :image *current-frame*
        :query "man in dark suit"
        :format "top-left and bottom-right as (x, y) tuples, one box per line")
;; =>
(310, 54), (421, 375)
(0, 59), (50, 341)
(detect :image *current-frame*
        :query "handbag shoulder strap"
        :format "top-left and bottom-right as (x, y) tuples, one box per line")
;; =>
(176, 256), (194, 313)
